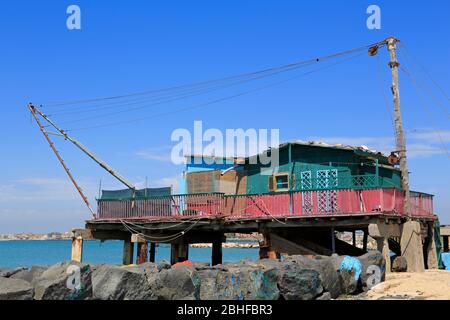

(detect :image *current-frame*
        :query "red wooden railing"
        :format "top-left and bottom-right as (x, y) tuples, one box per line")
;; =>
(95, 188), (434, 220)
(97, 193), (223, 220)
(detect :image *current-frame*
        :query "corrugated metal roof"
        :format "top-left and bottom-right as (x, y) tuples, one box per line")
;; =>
(279, 140), (388, 157)
(186, 140), (390, 162)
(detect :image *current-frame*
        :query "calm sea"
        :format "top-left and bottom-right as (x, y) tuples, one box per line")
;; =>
(0, 240), (259, 269)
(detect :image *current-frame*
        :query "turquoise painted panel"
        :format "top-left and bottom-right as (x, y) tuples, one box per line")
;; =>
(245, 144), (402, 194)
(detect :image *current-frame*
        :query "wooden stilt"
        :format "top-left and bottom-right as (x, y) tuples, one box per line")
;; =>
(71, 237), (83, 262)
(170, 243), (179, 265)
(149, 242), (156, 263)
(170, 243), (189, 264)
(331, 227), (336, 253)
(443, 236), (449, 252)
(123, 239), (134, 265)
(363, 229), (368, 252)
(178, 243), (189, 263)
(212, 239), (222, 266)
(258, 232), (278, 259)
(137, 242), (148, 265)
(352, 230), (356, 247)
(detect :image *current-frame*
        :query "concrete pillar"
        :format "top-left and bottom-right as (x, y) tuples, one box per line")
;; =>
(368, 222), (402, 274)
(375, 237), (391, 273)
(426, 223), (438, 269)
(149, 242), (156, 263)
(71, 237), (83, 262)
(212, 239), (223, 266)
(400, 220), (425, 272)
(137, 242), (148, 265)
(123, 239), (134, 265)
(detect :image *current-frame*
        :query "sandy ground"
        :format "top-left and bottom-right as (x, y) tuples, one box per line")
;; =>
(365, 270), (450, 300)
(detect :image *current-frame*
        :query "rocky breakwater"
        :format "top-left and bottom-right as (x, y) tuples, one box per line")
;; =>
(0, 251), (385, 300)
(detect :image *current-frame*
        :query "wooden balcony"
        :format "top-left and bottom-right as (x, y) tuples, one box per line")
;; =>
(95, 188), (434, 221)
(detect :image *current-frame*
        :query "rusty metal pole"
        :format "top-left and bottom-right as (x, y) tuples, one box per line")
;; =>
(28, 103), (95, 217)
(386, 37), (411, 217)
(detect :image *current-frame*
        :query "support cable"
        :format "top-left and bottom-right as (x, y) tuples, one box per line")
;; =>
(66, 52), (365, 132)
(43, 40), (387, 109)
(399, 67), (450, 159)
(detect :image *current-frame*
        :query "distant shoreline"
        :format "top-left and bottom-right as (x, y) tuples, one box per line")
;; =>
(0, 239), (259, 249)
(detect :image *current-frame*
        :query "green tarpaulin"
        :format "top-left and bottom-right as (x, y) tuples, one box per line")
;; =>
(99, 187), (172, 200)
(434, 220), (444, 269)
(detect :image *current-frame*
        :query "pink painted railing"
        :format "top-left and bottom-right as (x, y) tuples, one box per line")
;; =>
(97, 193), (223, 220)
(222, 189), (434, 219)
(95, 188), (434, 220)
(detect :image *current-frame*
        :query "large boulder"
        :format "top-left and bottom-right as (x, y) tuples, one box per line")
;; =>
(285, 255), (341, 299)
(358, 251), (386, 292)
(150, 266), (201, 300)
(336, 256), (361, 295)
(11, 266), (48, 284)
(33, 261), (93, 300)
(92, 265), (154, 300)
(0, 267), (27, 278)
(278, 263), (323, 300)
(212, 263), (280, 300)
(0, 277), (34, 300)
(157, 260), (171, 272)
(124, 262), (159, 279)
(196, 267), (223, 300)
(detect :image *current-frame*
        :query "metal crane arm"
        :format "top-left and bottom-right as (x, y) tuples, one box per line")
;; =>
(28, 103), (136, 191)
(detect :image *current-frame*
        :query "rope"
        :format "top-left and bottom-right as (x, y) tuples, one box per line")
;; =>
(399, 43), (450, 104)
(120, 218), (202, 243)
(399, 66), (450, 158)
(65, 52), (365, 132)
(43, 40), (384, 108)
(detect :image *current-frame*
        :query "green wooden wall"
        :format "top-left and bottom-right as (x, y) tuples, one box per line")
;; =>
(244, 144), (402, 195)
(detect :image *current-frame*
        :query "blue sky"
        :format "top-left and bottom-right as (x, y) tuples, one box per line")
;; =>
(0, 1), (449, 233)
